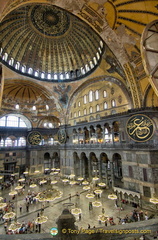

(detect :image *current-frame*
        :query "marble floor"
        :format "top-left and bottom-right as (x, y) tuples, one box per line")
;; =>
(0, 174), (155, 236)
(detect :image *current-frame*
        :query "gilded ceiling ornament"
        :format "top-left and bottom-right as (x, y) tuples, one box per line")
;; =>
(31, 5), (70, 37)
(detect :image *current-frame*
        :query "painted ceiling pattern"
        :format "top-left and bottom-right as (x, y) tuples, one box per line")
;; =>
(0, 3), (104, 82)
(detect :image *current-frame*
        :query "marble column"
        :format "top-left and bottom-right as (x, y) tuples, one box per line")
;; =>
(110, 161), (115, 188)
(105, 163), (109, 186)
(88, 158), (92, 181)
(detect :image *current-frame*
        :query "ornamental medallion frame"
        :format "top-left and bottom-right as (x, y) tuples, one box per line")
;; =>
(57, 129), (67, 144)
(126, 114), (154, 142)
(27, 131), (42, 145)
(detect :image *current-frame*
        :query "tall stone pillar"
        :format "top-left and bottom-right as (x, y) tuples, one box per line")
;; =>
(105, 163), (109, 186)
(79, 158), (82, 177)
(110, 161), (115, 188)
(98, 160), (102, 181)
(0, 64), (4, 109)
(88, 158), (92, 181)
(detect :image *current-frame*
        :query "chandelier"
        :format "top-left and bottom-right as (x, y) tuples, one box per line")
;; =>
(36, 188), (62, 202)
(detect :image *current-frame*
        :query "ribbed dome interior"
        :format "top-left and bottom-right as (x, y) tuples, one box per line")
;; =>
(0, 4), (105, 82)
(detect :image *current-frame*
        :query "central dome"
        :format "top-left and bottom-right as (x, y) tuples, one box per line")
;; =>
(0, 4), (105, 82)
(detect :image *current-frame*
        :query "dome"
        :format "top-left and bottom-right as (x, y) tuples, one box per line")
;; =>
(0, 3), (105, 82)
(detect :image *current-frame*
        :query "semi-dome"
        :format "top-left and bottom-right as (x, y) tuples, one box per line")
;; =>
(0, 3), (105, 82)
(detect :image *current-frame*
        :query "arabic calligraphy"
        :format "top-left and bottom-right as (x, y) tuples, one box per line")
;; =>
(58, 129), (67, 143)
(27, 131), (42, 145)
(126, 115), (154, 142)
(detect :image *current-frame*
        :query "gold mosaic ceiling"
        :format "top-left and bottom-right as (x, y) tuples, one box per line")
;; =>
(0, 3), (104, 82)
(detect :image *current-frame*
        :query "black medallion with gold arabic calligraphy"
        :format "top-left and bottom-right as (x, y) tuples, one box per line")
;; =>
(27, 131), (42, 145)
(126, 114), (154, 142)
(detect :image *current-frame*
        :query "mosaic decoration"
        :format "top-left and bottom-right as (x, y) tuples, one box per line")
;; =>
(54, 84), (71, 107)
(126, 114), (154, 142)
(105, 55), (126, 80)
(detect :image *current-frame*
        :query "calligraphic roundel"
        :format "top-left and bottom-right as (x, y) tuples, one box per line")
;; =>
(27, 131), (42, 145)
(126, 114), (154, 142)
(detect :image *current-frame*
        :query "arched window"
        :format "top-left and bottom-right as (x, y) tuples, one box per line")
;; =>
(34, 71), (39, 77)
(5, 137), (12, 147)
(54, 73), (58, 80)
(96, 114), (100, 120)
(89, 61), (94, 69)
(15, 62), (20, 70)
(41, 72), (45, 79)
(98, 47), (101, 54)
(89, 90), (93, 102)
(48, 137), (54, 145)
(46, 105), (49, 110)
(18, 137), (26, 146)
(66, 72), (69, 79)
(0, 139), (4, 147)
(81, 67), (85, 74)
(28, 68), (33, 74)
(85, 64), (90, 72)
(48, 123), (53, 128)
(21, 65), (26, 73)
(84, 108), (87, 115)
(78, 111), (81, 117)
(95, 90), (99, 100)
(15, 104), (20, 110)
(78, 101), (81, 107)
(111, 99), (116, 107)
(100, 40), (103, 48)
(96, 104), (100, 112)
(47, 73), (51, 79)
(32, 106), (36, 111)
(96, 52), (100, 60)
(103, 90), (107, 98)
(0, 114), (31, 129)
(83, 95), (87, 104)
(104, 102), (108, 109)
(93, 57), (97, 65)
(74, 112), (76, 118)
(89, 106), (93, 113)
(9, 58), (14, 66)
(2, 52), (8, 61)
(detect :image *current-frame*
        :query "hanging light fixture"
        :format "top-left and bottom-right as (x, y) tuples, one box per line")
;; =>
(71, 208), (82, 216)
(108, 193), (117, 200)
(86, 193), (95, 199)
(150, 197), (158, 204)
(83, 186), (90, 190)
(8, 221), (22, 232)
(30, 183), (37, 188)
(92, 201), (102, 207)
(98, 214), (109, 222)
(82, 180), (89, 185)
(98, 182), (106, 187)
(35, 215), (48, 224)
(15, 185), (23, 190)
